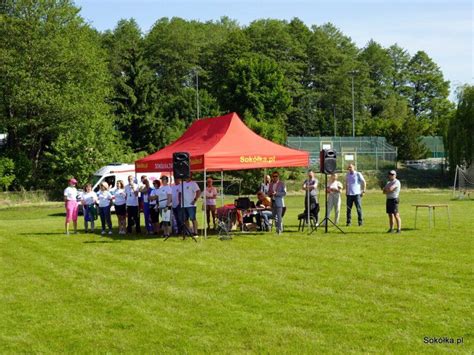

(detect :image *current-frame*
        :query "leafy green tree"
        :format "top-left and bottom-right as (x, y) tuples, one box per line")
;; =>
(143, 17), (225, 140)
(221, 55), (291, 142)
(0, 0), (123, 189)
(102, 19), (166, 153)
(0, 157), (15, 190)
(359, 40), (394, 117)
(205, 29), (252, 109)
(407, 51), (451, 134)
(387, 44), (411, 96)
(299, 23), (363, 136)
(448, 85), (474, 170)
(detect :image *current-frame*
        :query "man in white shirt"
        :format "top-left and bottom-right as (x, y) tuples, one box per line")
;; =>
(125, 175), (140, 234)
(178, 174), (201, 236)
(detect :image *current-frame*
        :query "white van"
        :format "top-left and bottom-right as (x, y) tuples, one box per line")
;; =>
(90, 163), (166, 193)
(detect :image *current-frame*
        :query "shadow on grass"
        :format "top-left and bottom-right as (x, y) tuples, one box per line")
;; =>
(19, 232), (68, 236)
(48, 212), (66, 217)
(82, 233), (167, 243)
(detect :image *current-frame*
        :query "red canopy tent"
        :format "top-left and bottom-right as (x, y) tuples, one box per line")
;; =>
(135, 112), (309, 172)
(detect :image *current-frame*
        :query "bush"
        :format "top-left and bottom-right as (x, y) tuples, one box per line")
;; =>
(0, 158), (15, 190)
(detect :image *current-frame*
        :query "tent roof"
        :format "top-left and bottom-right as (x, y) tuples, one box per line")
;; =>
(135, 112), (309, 172)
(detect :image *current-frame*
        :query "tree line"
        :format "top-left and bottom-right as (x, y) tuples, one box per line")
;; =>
(0, 0), (471, 191)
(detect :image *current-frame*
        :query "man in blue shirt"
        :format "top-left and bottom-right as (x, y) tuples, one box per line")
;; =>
(345, 164), (366, 226)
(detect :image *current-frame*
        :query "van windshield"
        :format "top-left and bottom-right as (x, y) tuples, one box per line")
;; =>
(91, 175), (101, 187)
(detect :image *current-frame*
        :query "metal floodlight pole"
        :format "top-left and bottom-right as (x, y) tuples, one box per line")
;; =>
(351, 74), (355, 137)
(349, 70), (359, 137)
(195, 68), (200, 119)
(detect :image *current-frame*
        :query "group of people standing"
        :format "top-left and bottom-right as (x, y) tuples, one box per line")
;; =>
(63, 164), (401, 236)
(298, 163), (401, 232)
(258, 171), (287, 235)
(63, 174), (202, 237)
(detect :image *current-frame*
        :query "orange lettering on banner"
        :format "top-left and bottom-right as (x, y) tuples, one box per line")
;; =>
(154, 163), (172, 170)
(191, 157), (203, 165)
(239, 155), (276, 164)
(136, 163), (148, 169)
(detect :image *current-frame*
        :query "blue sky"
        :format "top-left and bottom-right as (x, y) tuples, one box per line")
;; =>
(75, 0), (472, 101)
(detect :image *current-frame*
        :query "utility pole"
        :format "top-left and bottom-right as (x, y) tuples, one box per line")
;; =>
(195, 68), (200, 119)
(349, 70), (359, 137)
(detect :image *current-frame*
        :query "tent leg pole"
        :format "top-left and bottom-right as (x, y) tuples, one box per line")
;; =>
(204, 169), (207, 239)
(307, 167), (310, 234)
(221, 170), (224, 206)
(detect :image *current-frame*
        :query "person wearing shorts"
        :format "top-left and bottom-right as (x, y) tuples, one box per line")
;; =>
(383, 170), (401, 233)
(114, 180), (127, 235)
(64, 178), (79, 235)
(156, 176), (173, 238)
(179, 175), (201, 236)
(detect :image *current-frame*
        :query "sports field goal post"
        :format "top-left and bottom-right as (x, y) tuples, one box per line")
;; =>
(453, 165), (474, 199)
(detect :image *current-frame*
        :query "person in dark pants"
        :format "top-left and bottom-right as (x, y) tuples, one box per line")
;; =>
(171, 178), (182, 234)
(345, 164), (366, 226)
(97, 182), (113, 235)
(125, 175), (141, 234)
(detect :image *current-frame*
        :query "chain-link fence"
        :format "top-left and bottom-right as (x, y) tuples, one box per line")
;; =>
(287, 136), (397, 171)
(421, 136), (445, 158)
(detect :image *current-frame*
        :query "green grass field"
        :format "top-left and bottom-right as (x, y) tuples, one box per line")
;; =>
(0, 190), (472, 353)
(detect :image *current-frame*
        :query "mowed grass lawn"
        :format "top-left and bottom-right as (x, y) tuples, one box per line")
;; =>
(0, 190), (472, 353)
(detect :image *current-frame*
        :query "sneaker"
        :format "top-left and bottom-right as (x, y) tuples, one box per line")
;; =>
(101, 230), (106, 235)
(108, 230), (113, 235)
(65, 232), (70, 236)
(387, 228), (393, 233)
(358, 222), (363, 226)
(346, 223), (351, 227)
(396, 229), (401, 234)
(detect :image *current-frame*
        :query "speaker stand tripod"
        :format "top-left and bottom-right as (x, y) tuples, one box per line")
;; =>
(164, 182), (197, 242)
(316, 173), (345, 234)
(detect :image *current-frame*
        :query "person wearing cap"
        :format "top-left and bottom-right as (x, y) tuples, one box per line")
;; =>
(64, 178), (79, 235)
(345, 163), (366, 226)
(383, 170), (401, 233)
